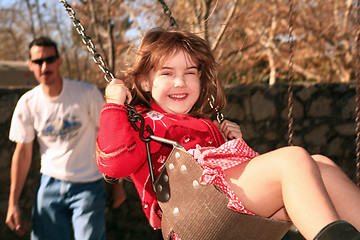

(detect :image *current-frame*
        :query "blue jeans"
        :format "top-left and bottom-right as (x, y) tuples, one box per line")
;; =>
(31, 174), (106, 240)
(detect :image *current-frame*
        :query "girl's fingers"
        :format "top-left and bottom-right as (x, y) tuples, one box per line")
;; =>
(105, 79), (131, 104)
(219, 120), (243, 140)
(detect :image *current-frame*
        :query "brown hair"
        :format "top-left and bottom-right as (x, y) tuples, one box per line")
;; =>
(125, 27), (226, 118)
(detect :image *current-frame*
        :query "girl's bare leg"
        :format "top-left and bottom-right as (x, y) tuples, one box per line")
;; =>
(312, 154), (360, 230)
(224, 146), (339, 239)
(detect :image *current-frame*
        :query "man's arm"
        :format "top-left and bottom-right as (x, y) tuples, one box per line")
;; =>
(111, 181), (127, 209)
(6, 141), (33, 235)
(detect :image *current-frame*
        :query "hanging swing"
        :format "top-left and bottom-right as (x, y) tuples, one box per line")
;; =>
(59, 0), (359, 239)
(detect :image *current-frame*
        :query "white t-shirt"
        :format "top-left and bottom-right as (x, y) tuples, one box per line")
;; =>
(9, 79), (105, 182)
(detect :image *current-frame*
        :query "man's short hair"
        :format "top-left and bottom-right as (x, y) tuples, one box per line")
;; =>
(28, 37), (59, 58)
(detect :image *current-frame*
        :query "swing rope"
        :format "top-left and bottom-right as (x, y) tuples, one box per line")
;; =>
(287, 0), (294, 146)
(355, 1), (360, 187)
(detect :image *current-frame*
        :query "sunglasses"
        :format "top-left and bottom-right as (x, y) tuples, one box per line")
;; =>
(31, 56), (58, 65)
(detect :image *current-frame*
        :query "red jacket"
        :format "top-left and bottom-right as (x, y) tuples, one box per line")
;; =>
(96, 102), (225, 229)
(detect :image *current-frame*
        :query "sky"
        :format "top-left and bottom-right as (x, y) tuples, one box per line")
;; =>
(0, 0), (143, 42)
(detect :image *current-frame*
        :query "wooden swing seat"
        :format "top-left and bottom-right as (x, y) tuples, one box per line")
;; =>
(153, 137), (293, 240)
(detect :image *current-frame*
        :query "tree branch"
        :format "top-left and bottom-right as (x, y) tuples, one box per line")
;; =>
(211, 0), (238, 51)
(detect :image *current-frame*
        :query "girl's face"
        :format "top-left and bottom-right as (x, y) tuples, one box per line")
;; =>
(143, 50), (201, 114)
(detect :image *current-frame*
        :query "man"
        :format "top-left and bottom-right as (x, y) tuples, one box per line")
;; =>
(5, 36), (124, 240)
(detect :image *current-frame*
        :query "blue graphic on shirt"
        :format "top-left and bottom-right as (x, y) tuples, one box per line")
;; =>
(42, 117), (81, 141)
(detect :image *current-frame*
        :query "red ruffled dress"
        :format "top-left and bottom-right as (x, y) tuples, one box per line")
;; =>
(96, 102), (259, 239)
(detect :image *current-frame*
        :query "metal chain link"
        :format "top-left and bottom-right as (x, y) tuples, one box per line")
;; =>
(58, 0), (115, 82)
(157, 0), (178, 29)
(355, 1), (360, 187)
(208, 95), (224, 123)
(287, 0), (295, 146)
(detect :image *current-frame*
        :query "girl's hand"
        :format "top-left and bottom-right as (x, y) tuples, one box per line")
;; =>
(105, 79), (132, 105)
(213, 119), (243, 140)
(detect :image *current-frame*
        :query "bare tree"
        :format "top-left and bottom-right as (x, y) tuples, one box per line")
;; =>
(1, 0), (360, 85)
(0, 1), (32, 60)
(24, 0), (36, 38)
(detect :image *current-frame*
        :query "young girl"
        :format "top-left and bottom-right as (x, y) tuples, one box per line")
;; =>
(96, 27), (360, 240)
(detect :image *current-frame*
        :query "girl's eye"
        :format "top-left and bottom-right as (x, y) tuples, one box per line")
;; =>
(161, 72), (172, 76)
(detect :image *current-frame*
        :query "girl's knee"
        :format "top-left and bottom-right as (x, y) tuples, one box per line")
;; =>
(312, 154), (337, 166)
(277, 146), (311, 161)
(275, 146), (319, 171)
(285, 145), (309, 155)
(312, 154), (343, 176)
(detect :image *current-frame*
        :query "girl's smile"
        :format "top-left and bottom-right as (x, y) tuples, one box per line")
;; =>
(168, 93), (188, 100)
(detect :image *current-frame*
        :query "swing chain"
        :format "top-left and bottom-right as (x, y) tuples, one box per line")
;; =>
(157, 0), (178, 29)
(58, 0), (115, 82)
(208, 95), (224, 123)
(287, 0), (295, 146)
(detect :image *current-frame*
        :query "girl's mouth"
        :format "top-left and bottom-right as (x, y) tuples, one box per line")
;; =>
(169, 93), (187, 99)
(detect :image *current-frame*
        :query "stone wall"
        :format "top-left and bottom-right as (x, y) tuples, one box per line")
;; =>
(224, 83), (358, 179)
(0, 83), (358, 240)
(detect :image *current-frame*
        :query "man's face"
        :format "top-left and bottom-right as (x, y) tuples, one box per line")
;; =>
(28, 46), (62, 86)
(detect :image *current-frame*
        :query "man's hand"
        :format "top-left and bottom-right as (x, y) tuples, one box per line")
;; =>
(111, 181), (127, 209)
(6, 204), (26, 236)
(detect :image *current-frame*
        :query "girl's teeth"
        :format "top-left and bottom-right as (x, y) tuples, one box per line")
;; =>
(170, 94), (186, 98)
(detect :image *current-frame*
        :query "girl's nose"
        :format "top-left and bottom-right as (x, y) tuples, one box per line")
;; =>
(174, 76), (186, 87)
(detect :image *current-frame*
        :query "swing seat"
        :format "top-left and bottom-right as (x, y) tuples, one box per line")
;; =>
(153, 138), (293, 240)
